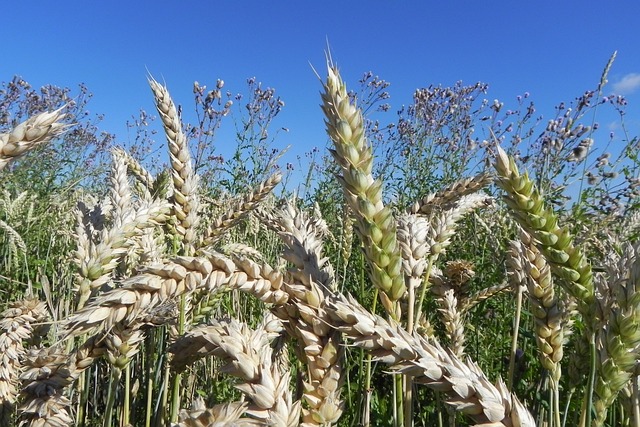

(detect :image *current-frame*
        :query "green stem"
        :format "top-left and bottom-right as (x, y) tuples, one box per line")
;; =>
(394, 375), (404, 427)
(170, 294), (187, 422)
(632, 374), (640, 427)
(581, 332), (596, 427)
(404, 275), (415, 427)
(414, 256), (435, 329)
(507, 284), (523, 391)
(362, 287), (377, 427)
(563, 388), (575, 427)
(553, 378), (561, 427)
(144, 330), (156, 427)
(124, 363), (131, 426)
(104, 367), (122, 427)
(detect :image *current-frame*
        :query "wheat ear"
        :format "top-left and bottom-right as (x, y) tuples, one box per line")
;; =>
(109, 149), (133, 225)
(201, 171), (282, 246)
(75, 199), (171, 309)
(409, 173), (493, 215)
(66, 251), (288, 337)
(266, 202), (344, 425)
(494, 145), (595, 324)
(510, 230), (564, 383)
(149, 77), (200, 255)
(0, 108), (67, 170)
(325, 292), (535, 426)
(112, 147), (155, 191)
(592, 242), (640, 425)
(460, 281), (511, 313)
(18, 336), (106, 427)
(0, 300), (49, 427)
(321, 64), (404, 316)
(174, 400), (262, 427)
(170, 316), (300, 426)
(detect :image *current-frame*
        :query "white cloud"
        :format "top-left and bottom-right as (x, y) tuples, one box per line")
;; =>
(612, 73), (640, 95)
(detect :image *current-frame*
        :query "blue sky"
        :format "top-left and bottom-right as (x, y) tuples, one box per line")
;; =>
(2, 1), (640, 181)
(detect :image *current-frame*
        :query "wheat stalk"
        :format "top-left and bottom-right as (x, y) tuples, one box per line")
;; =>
(0, 108), (67, 170)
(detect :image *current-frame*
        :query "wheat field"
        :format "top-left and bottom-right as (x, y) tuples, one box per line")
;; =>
(0, 57), (639, 427)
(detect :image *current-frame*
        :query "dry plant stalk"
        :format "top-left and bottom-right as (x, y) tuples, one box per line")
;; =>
(0, 108), (67, 170)
(0, 300), (49, 427)
(149, 77), (200, 256)
(321, 64), (404, 317)
(339, 202), (354, 268)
